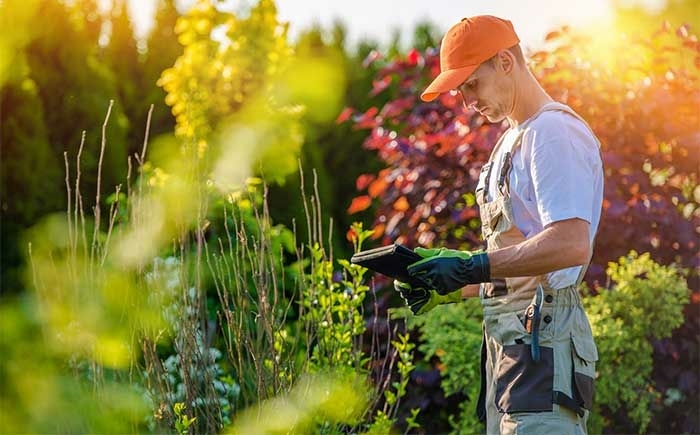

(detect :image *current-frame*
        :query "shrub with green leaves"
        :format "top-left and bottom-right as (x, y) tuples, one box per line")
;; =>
(410, 251), (689, 435)
(409, 299), (484, 435)
(583, 251), (690, 434)
(139, 256), (241, 433)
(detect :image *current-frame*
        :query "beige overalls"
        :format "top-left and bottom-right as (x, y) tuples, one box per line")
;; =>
(475, 103), (600, 435)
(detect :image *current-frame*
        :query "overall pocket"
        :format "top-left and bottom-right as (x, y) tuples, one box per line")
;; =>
(495, 343), (554, 414)
(571, 333), (598, 410)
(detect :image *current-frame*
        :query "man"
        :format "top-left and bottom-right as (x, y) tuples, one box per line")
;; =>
(394, 15), (603, 435)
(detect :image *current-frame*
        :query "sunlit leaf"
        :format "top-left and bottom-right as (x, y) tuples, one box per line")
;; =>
(393, 196), (409, 212)
(355, 173), (375, 190)
(370, 76), (392, 97)
(335, 107), (354, 124)
(368, 177), (388, 198)
(347, 195), (372, 214)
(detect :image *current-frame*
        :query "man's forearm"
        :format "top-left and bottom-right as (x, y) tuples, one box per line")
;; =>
(461, 283), (481, 298)
(487, 218), (591, 278)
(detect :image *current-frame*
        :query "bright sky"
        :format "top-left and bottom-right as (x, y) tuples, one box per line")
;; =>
(124, 0), (666, 50)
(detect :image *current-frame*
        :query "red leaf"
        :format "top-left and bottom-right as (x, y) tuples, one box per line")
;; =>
(545, 30), (561, 41)
(346, 227), (358, 243)
(393, 196), (410, 211)
(370, 76), (392, 97)
(347, 196), (372, 214)
(368, 178), (389, 198)
(356, 174), (375, 191)
(335, 107), (354, 124)
(380, 98), (412, 119)
(371, 223), (385, 239)
(407, 48), (420, 66)
(354, 106), (379, 129)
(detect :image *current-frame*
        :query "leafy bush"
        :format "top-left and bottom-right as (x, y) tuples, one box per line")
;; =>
(409, 252), (689, 435)
(408, 300), (484, 434)
(140, 258), (241, 433)
(583, 251), (690, 434)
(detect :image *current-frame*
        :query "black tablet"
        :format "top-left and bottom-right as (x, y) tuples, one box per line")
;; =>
(350, 244), (423, 284)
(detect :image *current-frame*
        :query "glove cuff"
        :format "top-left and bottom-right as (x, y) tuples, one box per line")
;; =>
(450, 252), (490, 290)
(471, 252), (491, 282)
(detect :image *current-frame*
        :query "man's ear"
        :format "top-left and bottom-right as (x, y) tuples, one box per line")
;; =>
(496, 49), (515, 73)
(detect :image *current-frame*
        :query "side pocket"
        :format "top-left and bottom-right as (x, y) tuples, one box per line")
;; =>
(571, 333), (598, 410)
(495, 344), (554, 413)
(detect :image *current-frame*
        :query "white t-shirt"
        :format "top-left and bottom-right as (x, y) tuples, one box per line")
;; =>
(477, 109), (604, 288)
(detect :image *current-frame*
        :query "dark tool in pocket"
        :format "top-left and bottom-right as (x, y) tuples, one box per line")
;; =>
(524, 285), (544, 362)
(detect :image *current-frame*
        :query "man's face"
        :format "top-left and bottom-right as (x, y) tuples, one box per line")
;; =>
(455, 57), (512, 122)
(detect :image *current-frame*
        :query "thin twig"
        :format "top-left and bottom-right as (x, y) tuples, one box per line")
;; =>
(139, 104), (154, 164)
(92, 100), (114, 263)
(75, 131), (89, 266)
(64, 152), (76, 282)
(100, 184), (121, 266)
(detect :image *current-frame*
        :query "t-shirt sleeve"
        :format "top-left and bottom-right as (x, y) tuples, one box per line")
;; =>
(529, 122), (597, 227)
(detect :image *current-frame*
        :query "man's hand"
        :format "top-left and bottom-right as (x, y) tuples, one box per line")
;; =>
(407, 248), (490, 295)
(393, 280), (462, 315)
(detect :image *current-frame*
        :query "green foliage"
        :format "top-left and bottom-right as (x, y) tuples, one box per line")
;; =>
(583, 251), (690, 434)
(1, 0), (129, 295)
(405, 252), (690, 435)
(301, 242), (369, 370)
(0, 0), (41, 86)
(199, 179), (298, 411)
(1, 78), (63, 294)
(25, 0), (129, 195)
(3, 180), (154, 433)
(158, 0), (313, 186)
(385, 332), (415, 409)
(138, 0), (181, 139)
(229, 370), (370, 435)
(409, 299), (485, 434)
(0, 294), (147, 434)
(173, 402), (197, 435)
(266, 27), (383, 262)
(140, 258), (241, 433)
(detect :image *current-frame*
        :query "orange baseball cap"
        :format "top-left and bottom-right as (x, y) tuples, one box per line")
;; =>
(420, 15), (520, 102)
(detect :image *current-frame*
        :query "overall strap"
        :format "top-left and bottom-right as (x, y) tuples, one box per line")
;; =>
(477, 129), (512, 205)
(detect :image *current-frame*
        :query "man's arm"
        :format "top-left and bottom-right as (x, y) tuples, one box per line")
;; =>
(487, 217), (590, 278)
(408, 218), (591, 294)
(461, 284), (481, 298)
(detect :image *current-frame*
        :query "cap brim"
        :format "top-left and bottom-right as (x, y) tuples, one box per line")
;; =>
(420, 64), (478, 102)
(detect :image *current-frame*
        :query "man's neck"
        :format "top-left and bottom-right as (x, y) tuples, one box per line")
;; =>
(507, 70), (554, 127)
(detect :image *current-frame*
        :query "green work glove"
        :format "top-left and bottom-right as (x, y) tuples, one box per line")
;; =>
(408, 247), (490, 295)
(393, 280), (462, 315)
